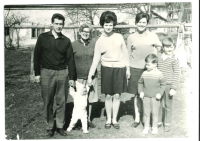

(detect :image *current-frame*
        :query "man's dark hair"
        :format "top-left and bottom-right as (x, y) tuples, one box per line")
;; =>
(51, 13), (65, 23)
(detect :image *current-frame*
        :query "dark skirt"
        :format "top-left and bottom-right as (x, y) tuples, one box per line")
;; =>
(101, 65), (127, 95)
(127, 67), (144, 94)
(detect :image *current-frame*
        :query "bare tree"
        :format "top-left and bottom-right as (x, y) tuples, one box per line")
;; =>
(4, 10), (29, 49)
(65, 7), (101, 40)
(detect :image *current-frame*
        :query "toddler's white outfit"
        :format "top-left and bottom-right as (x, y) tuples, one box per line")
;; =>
(67, 81), (89, 133)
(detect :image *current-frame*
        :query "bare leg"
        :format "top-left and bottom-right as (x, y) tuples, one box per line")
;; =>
(112, 94), (120, 124)
(105, 94), (112, 123)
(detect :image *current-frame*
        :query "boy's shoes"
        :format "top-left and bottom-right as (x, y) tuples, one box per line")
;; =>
(47, 129), (54, 137)
(164, 125), (170, 132)
(83, 130), (89, 134)
(88, 121), (96, 128)
(57, 128), (67, 136)
(151, 127), (158, 134)
(157, 123), (162, 128)
(142, 127), (149, 134)
(132, 122), (140, 128)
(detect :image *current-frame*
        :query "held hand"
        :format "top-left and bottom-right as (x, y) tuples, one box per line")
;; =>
(140, 92), (144, 99)
(156, 93), (161, 100)
(126, 69), (131, 80)
(169, 89), (176, 96)
(69, 80), (74, 87)
(35, 76), (41, 83)
(87, 76), (92, 87)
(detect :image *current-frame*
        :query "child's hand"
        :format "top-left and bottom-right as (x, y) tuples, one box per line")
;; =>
(169, 89), (176, 96)
(156, 93), (161, 99)
(140, 92), (144, 99)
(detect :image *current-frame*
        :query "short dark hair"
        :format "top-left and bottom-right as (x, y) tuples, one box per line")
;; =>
(100, 11), (117, 27)
(145, 54), (158, 64)
(162, 37), (174, 47)
(51, 13), (65, 23)
(135, 12), (150, 24)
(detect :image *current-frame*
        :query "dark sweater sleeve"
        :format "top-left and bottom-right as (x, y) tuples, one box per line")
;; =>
(34, 34), (43, 76)
(66, 40), (76, 80)
(171, 58), (180, 90)
(159, 73), (166, 95)
(138, 74), (144, 94)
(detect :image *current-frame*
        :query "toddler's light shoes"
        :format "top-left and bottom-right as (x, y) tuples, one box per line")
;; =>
(142, 127), (149, 134)
(83, 130), (89, 134)
(151, 127), (158, 134)
(67, 128), (72, 132)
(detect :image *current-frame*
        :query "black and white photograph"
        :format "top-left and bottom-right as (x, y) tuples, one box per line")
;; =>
(1, 0), (199, 140)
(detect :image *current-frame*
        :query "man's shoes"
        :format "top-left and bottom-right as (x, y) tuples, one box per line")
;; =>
(47, 129), (54, 137)
(131, 122), (140, 128)
(164, 125), (170, 132)
(57, 128), (67, 136)
(88, 121), (96, 128)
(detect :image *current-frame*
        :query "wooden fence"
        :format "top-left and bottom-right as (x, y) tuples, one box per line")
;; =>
(8, 24), (192, 82)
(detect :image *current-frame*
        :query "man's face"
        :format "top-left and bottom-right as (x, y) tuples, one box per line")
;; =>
(80, 28), (90, 40)
(52, 18), (64, 33)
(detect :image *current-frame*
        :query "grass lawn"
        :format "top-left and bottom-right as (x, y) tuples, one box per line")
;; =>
(4, 48), (193, 139)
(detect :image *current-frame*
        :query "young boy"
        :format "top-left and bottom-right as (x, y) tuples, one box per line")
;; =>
(138, 54), (166, 135)
(67, 81), (90, 134)
(157, 37), (180, 132)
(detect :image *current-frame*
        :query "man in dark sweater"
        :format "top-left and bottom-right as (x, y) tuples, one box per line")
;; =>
(34, 13), (75, 137)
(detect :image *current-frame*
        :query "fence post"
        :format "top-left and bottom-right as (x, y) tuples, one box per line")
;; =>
(30, 46), (35, 83)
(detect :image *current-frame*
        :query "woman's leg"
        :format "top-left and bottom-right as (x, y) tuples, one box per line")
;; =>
(88, 104), (92, 122)
(105, 94), (112, 123)
(112, 94), (120, 123)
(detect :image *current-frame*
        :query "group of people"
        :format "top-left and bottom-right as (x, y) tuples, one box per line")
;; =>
(34, 11), (180, 137)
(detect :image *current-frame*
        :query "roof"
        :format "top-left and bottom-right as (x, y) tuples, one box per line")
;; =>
(4, 4), (129, 10)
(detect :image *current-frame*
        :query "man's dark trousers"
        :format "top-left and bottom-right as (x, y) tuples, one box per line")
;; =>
(41, 68), (69, 130)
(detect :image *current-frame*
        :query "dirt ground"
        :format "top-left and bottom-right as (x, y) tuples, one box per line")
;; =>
(4, 49), (194, 139)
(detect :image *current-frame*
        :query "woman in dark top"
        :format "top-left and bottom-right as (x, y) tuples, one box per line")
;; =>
(72, 24), (98, 128)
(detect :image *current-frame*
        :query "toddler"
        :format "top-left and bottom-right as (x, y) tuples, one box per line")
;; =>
(138, 54), (166, 134)
(157, 37), (180, 132)
(67, 81), (90, 134)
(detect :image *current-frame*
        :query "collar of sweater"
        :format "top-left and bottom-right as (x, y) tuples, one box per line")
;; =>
(161, 53), (173, 60)
(102, 31), (114, 37)
(51, 30), (63, 39)
(135, 29), (149, 37)
(79, 38), (90, 46)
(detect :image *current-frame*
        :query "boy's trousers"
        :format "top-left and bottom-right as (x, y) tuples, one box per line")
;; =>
(143, 97), (160, 128)
(68, 108), (88, 131)
(158, 85), (173, 125)
(41, 68), (69, 130)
